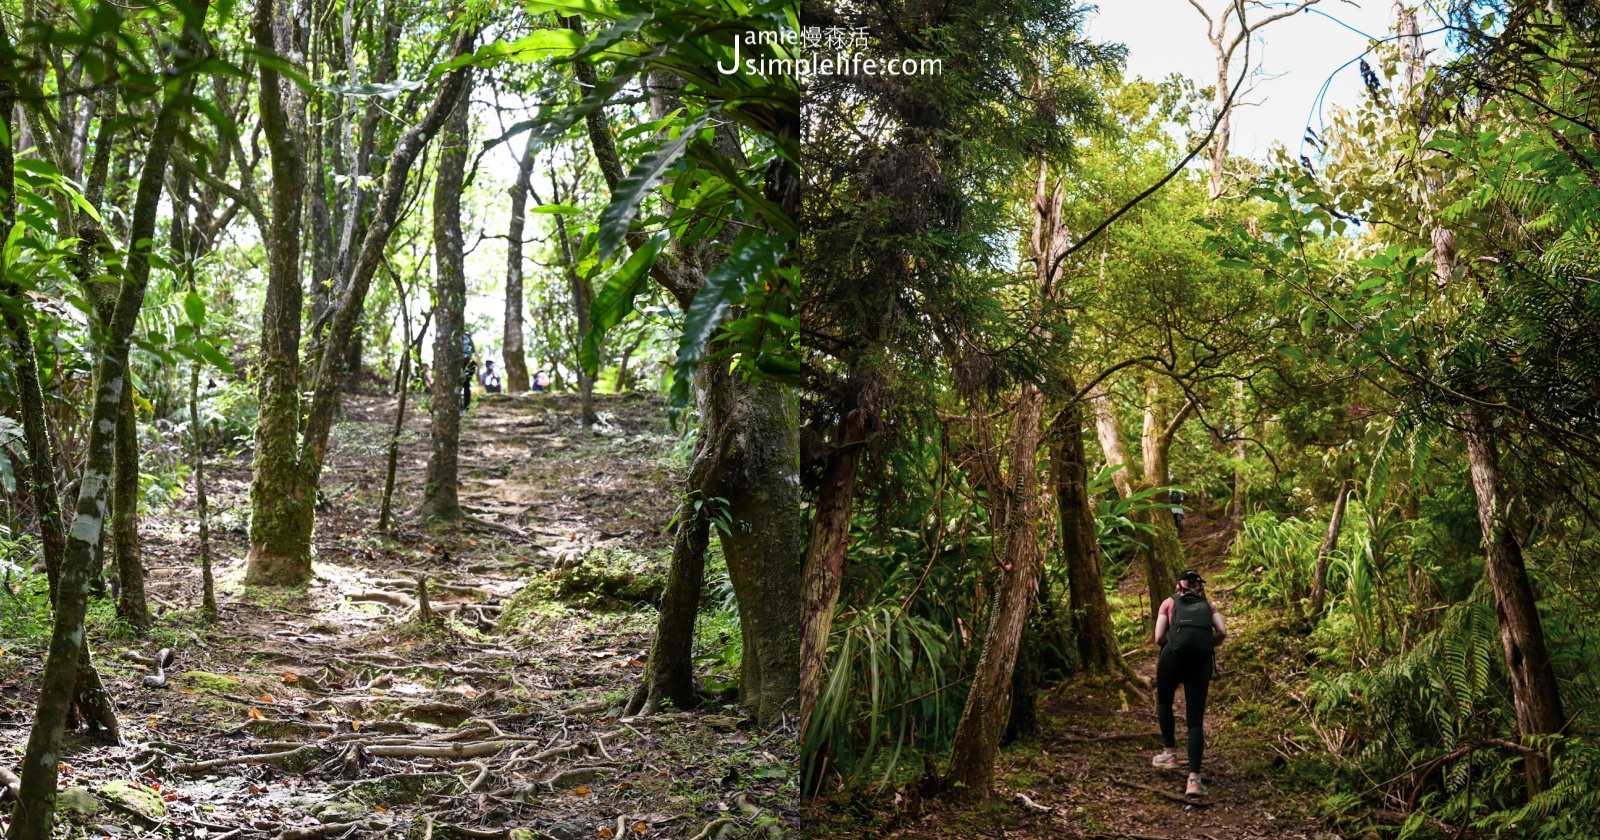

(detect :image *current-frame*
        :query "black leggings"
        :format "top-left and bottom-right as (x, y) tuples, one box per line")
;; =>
(1156, 645), (1212, 774)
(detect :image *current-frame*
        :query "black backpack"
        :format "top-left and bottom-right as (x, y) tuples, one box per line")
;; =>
(1169, 593), (1216, 654)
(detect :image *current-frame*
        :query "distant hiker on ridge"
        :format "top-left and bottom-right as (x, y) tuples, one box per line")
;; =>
(1151, 569), (1228, 799)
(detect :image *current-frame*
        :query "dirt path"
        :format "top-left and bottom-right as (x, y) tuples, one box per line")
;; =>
(0, 391), (795, 839)
(808, 508), (1328, 839)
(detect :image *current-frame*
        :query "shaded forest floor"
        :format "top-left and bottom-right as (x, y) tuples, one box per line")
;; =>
(804, 508), (1341, 840)
(0, 391), (795, 839)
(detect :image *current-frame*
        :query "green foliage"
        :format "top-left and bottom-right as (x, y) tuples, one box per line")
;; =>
(694, 552), (741, 693)
(0, 541), (53, 647)
(1227, 511), (1322, 613)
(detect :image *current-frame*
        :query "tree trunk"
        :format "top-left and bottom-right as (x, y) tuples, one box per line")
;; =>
(0, 71), (67, 601)
(189, 361), (217, 620)
(113, 381), (149, 629)
(576, 50), (800, 724)
(419, 80), (471, 523)
(798, 408), (864, 739)
(503, 133), (536, 393)
(714, 371), (805, 725)
(1230, 381), (1247, 529)
(342, 326), (364, 392)
(550, 180), (599, 428)
(1209, 46), (1232, 199)
(8, 0), (202, 822)
(627, 383), (715, 716)
(946, 384), (1047, 798)
(244, 0), (314, 586)
(1090, 387), (1172, 619)
(379, 296), (425, 532)
(1307, 479), (1352, 617)
(246, 21), (480, 584)
(613, 326), (648, 392)
(1139, 380), (1190, 589)
(1462, 407), (1565, 794)
(1049, 393), (1127, 677)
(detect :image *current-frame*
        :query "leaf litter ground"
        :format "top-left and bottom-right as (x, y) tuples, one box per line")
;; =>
(0, 391), (795, 839)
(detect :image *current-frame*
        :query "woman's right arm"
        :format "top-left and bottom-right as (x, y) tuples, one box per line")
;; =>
(1154, 598), (1171, 646)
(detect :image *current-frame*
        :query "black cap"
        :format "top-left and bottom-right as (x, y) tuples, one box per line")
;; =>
(1179, 570), (1205, 584)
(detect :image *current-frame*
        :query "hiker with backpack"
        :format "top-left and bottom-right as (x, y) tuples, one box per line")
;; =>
(1151, 569), (1228, 798)
(461, 330), (478, 413)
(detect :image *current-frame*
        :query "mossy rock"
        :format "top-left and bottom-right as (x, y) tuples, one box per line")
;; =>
(243, 717), (319, 740)
(345, 773), (445, 804)
(58, 787), (101, 820)
(179, 670), (271, 695)
(546, 547), (666, 608)
(310, 799), (367, 823)
(97, 780), (166, 818)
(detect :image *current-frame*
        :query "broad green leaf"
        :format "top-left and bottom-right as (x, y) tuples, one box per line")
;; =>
(524, 0), (628, 20)
(575, 12), (653, 60)
(195, 339), (233, 375)
(581, 230), (669, 375)
(597, 113), (706, 264)
(451, 29), (585, 73)
(529, 204), (584, 215)
(183, 290), (206, 327)
(669, 234), (792, 407)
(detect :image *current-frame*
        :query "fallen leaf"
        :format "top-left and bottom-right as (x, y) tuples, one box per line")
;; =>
(374, 805), (388, 813)
(574, 787), (591, 795)
(598, 831), (613, 838)
(627, 659), (645, 667)
(248, 708), (266, 720)
(283, 671), (299, 683)
(632, 823), (647, 834)
(259, 695), (275, 703)
(352, 720), (362, 731)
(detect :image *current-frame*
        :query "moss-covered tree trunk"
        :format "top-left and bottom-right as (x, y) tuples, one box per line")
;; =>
(112, 382), (149, 628)
(0, 65), (67, 601)
(247, 19), (479, 583)
(1050, 393), (1130, 678)
(244, 0), (314, 586)
(627, 371), (716, 716)
(714, 373), (804, 725)
(420, 79), (471, 523)
(7, 1), (204, 826)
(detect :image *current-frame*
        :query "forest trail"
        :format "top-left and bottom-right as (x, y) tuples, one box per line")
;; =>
(851, 507), (1333, 840)
(0, 392), (794, 839)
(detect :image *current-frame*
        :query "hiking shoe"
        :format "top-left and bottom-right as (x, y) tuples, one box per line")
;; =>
(1151, 751), (1180, 770)
(1186, 775), (1208, 798)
